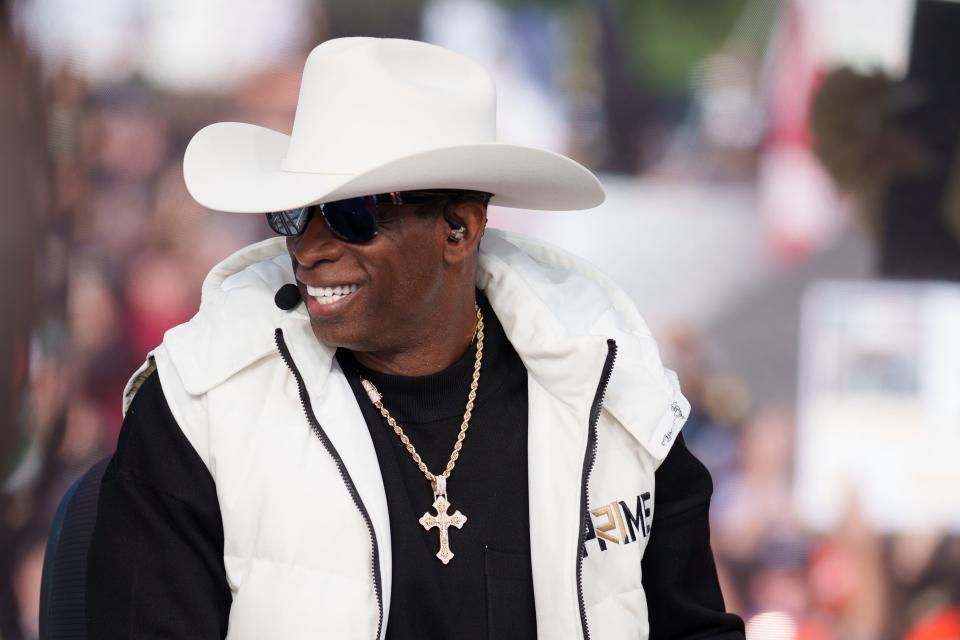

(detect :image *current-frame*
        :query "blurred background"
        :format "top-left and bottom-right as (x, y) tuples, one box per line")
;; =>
(2, 0), (960, 638)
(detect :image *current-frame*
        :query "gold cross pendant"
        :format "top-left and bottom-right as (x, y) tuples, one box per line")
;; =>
(419, 476), (467, 564)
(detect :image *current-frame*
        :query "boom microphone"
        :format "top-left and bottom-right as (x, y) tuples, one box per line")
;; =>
(274, 283), (302, 310)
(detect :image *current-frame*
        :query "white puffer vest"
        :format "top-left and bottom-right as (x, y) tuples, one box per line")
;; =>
(122, 229), (689, 639)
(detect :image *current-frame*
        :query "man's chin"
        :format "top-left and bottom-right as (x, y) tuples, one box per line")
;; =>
(309, 320), (349, 347)
(308, 317), (373, 351)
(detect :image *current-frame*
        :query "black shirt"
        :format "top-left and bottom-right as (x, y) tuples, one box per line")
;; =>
(336, 292), (536, 639)
(86, 302), (745, 639)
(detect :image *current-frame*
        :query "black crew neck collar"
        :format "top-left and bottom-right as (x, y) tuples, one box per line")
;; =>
(337, 292), (509, 424)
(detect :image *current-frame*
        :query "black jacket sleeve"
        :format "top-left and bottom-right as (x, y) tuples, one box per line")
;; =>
(86, 370), (232, 639)
(642, 432), (745, 639)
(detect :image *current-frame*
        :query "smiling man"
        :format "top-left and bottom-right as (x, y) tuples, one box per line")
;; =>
(85, 38), (745, 639)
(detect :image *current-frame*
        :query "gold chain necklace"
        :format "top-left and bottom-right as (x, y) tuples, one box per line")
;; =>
(360, 304), (484, 565)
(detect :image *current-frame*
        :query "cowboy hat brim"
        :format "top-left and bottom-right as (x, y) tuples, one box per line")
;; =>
(183, 122), (605, 213)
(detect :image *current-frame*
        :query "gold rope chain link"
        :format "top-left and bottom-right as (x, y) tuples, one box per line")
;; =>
(362, 304), (484, 494)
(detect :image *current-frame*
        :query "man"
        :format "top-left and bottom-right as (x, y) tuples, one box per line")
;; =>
(86, 37), (744, 639)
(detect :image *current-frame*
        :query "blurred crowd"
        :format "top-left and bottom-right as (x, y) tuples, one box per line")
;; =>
(1, 62), (281, 638)
(3, 0), (960, 639)
(662, 324), (960, 639)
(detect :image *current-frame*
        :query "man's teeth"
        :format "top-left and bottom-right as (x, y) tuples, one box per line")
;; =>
(305, 283), (359, 304)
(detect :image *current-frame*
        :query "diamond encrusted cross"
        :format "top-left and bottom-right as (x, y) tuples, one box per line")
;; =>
(419, 477), (467, 564)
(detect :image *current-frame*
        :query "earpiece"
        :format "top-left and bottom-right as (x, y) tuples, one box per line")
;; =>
(446, 216), (466, 241)
(448, 223), (466, 242)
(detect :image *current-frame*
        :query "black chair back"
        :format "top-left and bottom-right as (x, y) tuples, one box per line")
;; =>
(39, 457), (111, 640)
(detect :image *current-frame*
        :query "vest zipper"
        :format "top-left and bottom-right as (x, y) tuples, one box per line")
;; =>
(576, 338), (618, 640)
(274, 329), (384, 640)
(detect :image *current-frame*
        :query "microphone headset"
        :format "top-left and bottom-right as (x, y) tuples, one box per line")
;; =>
(275, 217), (466, 311)
(274, 283), (302, 310)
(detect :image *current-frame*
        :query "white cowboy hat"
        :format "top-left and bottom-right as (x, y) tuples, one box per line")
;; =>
(183, 37), (604, 213)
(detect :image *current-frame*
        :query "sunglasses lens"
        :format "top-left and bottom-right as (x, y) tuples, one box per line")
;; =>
(266, 207), (311, 236)
(321, 197), (378, 243)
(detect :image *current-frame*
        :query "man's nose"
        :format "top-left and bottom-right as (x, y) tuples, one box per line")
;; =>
(288, 210), (346, 267)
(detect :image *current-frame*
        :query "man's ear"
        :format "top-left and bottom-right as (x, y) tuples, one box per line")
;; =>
(442, 200), (487, 265)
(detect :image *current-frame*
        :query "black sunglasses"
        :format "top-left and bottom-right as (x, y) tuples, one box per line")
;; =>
(265, 189), (493, 243)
